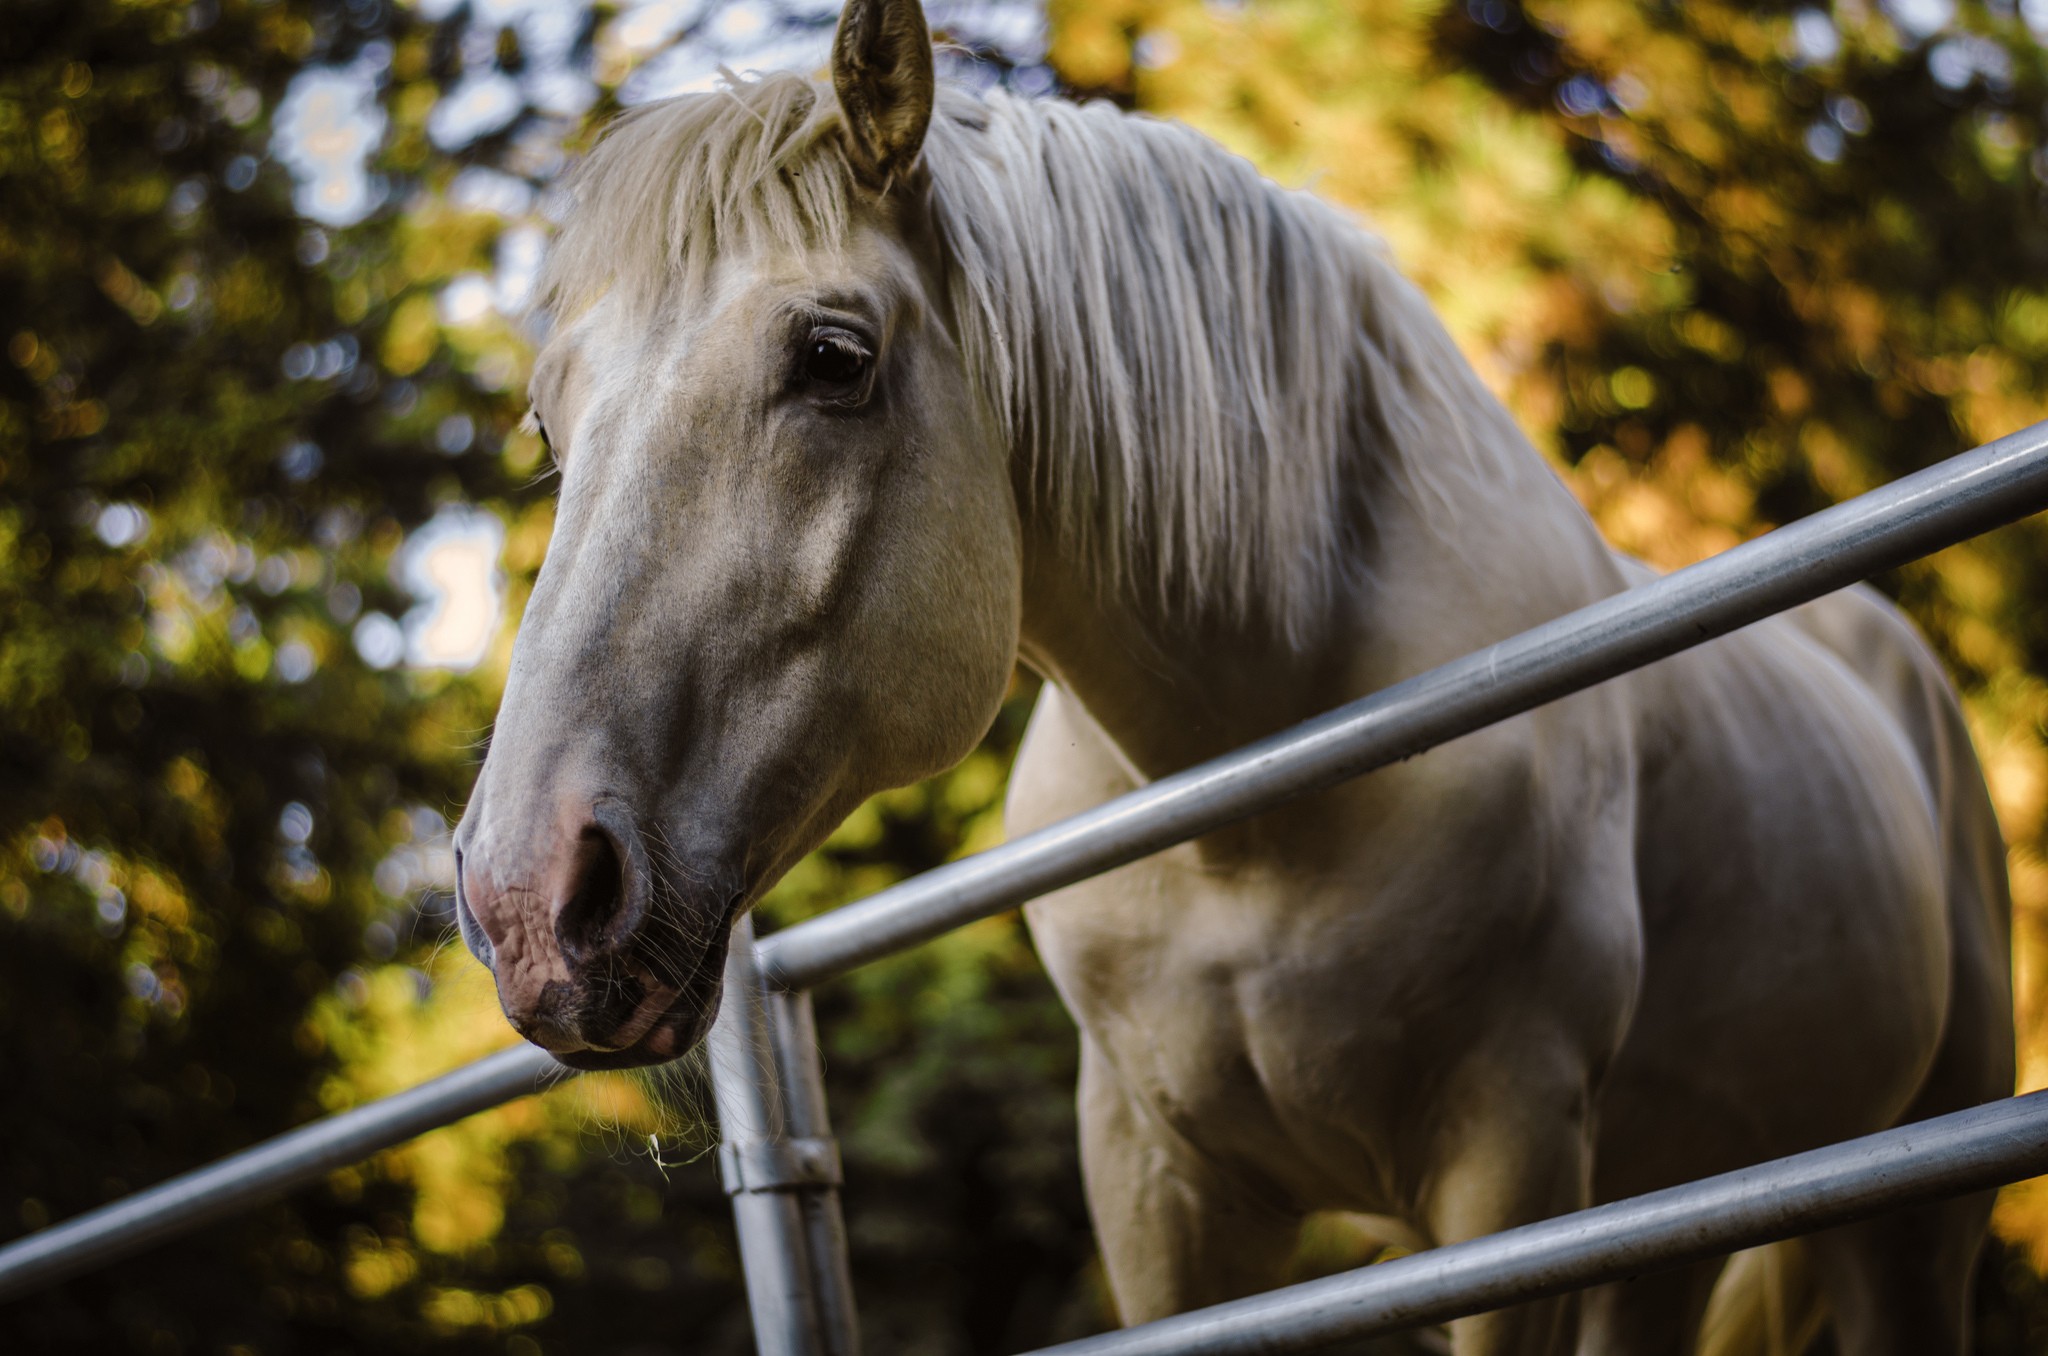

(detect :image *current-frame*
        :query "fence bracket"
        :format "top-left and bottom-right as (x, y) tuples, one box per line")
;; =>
(719, 1137), (844, 1195)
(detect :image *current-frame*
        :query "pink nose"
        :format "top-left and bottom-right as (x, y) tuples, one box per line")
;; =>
(454, 800), (655, 1050)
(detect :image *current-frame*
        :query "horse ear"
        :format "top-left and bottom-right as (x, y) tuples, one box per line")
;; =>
(831, 0), (935, 188)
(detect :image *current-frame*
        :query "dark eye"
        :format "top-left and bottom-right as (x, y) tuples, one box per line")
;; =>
(531, 420), (563, 474)
(804, 329), (870, 387)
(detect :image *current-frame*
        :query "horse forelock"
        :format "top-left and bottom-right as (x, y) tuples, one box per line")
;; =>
(536, 72), (856, 320)
(540, 71), (1495, 647)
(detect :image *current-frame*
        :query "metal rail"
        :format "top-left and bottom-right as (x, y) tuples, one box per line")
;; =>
(0, 1044), (564, 1303)
(1020, 1090), (2048, 1355)
(4, 419), (2048, 1335)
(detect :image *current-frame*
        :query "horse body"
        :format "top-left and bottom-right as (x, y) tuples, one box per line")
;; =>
(1008, 330), (2007, 1351)
(453, 1), (2012, 1347)
(1014, 537), (2007, 1353)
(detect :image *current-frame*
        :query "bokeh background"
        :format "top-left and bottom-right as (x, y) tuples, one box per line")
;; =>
(9, 0), (2048, 1351)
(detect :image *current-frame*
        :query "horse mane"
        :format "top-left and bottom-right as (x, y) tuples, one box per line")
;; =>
(538, 72), (1495, 644)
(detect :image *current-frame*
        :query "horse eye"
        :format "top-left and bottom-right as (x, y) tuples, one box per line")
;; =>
(804, 331), (870, 387)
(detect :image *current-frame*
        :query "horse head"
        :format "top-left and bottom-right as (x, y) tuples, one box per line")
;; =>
(453, 0), (1020, 1068)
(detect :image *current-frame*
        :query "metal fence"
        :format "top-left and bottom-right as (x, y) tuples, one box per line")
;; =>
(8, 420), (2048, 1353)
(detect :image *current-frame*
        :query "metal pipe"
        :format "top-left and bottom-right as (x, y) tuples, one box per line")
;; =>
(757, 418), (2048, 991)
(1018, 1090), (2048, 1355)
(766, 988), (861, 1355)
(0, 1043), (564, 1303)
(707, 915), (857, 1355)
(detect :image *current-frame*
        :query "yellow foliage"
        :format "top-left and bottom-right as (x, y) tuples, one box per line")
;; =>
(312, 953), (664, 1257)
(381, 293), (439, 376)
(125, 863), (188, 927)
(421, 1282), (552, 1335)
(345, 1232), (420, 1300)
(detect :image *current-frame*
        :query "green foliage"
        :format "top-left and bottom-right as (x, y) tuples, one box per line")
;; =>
(0, 0), (544, 1349)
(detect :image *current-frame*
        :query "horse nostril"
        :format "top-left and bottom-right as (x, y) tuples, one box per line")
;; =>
(453, 845), (496, 973)
(555, 805), (648, 963)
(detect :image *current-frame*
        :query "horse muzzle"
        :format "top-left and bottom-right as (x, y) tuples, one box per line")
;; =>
(453, 793), (738, 1069)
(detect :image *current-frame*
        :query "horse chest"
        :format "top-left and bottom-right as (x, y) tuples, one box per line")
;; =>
(1012, 681), (1647, 1209)
(1023, 827), (1603, 1210)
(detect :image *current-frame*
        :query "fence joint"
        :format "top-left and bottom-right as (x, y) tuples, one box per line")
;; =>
(718, 1137), (844, 1195)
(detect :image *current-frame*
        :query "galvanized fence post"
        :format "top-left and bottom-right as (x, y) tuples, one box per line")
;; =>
(706, 912), (860, 1356)
(763, 984), (860, 1348)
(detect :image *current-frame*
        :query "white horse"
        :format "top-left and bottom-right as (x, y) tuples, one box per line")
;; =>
(449, 1), (2014, 1350)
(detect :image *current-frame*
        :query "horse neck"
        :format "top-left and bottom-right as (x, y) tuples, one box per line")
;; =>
(1014, 361), (1618, 786)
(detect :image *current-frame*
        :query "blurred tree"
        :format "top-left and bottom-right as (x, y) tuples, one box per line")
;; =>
(0, 0), (556, 1349)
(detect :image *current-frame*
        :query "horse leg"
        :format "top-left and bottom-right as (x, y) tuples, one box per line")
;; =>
(1806, 711), (2008, 1356)
(1785, 580), (2011, 1355)
(1420, 1065), (1596, 1356)
(1802, 952), (2001, 1355)
(1804, 1190), (1991, 1356)
(1077, 1033), (1302, 1324)
(1572, 1262), (1720, 1356)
